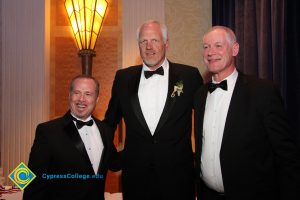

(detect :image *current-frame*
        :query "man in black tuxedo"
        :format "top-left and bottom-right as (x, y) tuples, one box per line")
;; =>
(194, 26), (300, 200)
(104, 20), (203, 200)
(23, 75), (120, 200)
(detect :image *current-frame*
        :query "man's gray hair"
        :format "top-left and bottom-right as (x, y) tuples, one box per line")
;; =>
(204, 26), (237, 46)
(136, 20), (168, 43)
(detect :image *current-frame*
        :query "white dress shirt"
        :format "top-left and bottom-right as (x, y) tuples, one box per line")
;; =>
(72, 114), (104, 174)
(201, 69), (238, 192)
(138, 58), (169, 135)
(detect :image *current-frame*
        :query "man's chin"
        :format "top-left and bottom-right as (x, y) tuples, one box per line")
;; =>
(144, 61), (160, 69)
(74, 112), (88, 120)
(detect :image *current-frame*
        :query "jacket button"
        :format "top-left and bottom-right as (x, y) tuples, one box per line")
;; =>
(153, 139), (158, 144)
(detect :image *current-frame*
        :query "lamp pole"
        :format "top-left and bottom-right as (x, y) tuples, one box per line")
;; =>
(78, 49), (96, 75)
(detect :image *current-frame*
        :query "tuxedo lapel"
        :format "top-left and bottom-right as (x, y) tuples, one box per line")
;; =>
(154, 63), (178, 135)
(63, 112), (94, 172)
(129, 66), (152, 136)
(221, 73), (247, 148)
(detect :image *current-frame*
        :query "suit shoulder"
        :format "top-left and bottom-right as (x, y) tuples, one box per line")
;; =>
(242, 74), (277, 91)
(113, 65), (142, 81)
(93, 117), (109, 130)
(93, 117), (111, 129)
(170, 62), (203, 85)
(36, 116), (65, 130)
(117, 65), (142, 75)
(239, 74), (282, 103)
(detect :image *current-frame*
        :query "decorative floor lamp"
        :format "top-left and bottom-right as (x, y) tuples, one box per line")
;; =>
(65, 0), (108, 75)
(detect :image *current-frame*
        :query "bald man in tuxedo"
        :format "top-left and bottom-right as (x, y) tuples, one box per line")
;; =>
(194, 26), (300, 200)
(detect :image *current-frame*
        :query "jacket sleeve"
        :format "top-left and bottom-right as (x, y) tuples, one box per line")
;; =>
(23, 124), (50, 200)
(264, 84), (300, 199)
(105, 123), (122, 172)
(104, 70), (123, 131)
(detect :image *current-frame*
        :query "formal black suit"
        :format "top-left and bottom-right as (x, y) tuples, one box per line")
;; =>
(194, 72), (300, 200)
(23, 111), (120, 200)
(104, 61), (203, 200)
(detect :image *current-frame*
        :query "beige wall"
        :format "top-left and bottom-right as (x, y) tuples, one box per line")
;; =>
(165, 0), (211, 75)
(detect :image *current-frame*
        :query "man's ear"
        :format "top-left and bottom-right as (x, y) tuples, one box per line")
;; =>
(232, 42), (239, 56)
(165, 39), (169, 49)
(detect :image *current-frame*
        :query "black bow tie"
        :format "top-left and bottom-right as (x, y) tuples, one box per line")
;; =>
(144, 67), (164, 79)
(208, 80), (228, 93)
(72, 117), (94, 129)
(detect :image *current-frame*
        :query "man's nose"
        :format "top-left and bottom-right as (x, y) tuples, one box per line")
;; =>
(79, 94), (86, 101)
(146, 41), (153, 49)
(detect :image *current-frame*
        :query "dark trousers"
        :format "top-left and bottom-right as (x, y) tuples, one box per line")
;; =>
(197, 180), (226, 200)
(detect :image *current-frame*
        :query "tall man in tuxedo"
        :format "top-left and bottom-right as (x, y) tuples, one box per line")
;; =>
(23, 75), (120, 200)
(194, 26), (300, 200)
(104, 20), (203, 200)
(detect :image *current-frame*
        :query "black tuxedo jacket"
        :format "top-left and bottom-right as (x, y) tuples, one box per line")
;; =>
(23, 111), (120, 200)
(104, 62), (203, 200)
(194, 72), (300, 200)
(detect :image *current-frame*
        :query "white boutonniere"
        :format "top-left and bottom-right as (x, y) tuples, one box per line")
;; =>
(171, 80), (183, 98)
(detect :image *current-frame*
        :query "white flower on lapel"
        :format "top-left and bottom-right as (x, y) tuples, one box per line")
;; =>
(171, 80), (183, 98)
